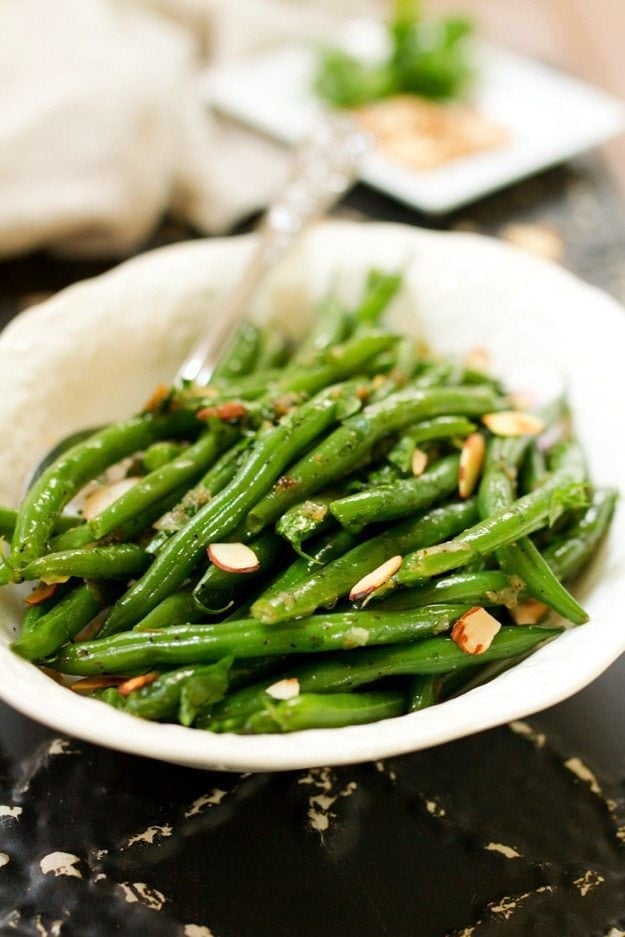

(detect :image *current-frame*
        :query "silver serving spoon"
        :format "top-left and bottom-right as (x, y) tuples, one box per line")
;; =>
(28, 115), (371, 486)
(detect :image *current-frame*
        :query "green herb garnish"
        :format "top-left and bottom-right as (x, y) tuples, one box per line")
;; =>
(314, 0), (474, 108)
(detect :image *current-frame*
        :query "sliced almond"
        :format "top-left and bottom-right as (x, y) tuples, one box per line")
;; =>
(207, 542), (259, 574)
(143, 384), (170, 412)
(510, 599), (549, 625)
(24, 582), (58, 607)
(265, 678), (300, 701)
(349, 555), (403, 602)
(83, 477), (139, 521)
(464, 346), (490, 373)
(197, 401), (248, 422)
(451, 606), (501, 655)
(118, 672), (159, 697)
(482, 411), (545, 438)
(507, 391), (535, 411)
(70, 675), (126, 694)
(411, 448), (428, 477)
(458, 432), (485, 499)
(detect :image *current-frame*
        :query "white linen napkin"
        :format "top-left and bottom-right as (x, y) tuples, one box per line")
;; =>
(0, 0), (376, 258)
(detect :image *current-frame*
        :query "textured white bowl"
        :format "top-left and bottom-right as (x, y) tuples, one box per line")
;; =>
(0, 222), (623, 771)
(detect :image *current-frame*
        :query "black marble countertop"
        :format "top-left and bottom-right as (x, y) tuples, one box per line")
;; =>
(1, 158), (624, 937)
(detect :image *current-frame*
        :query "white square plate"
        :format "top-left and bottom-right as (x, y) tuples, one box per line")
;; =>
(203, 21), (625, 214)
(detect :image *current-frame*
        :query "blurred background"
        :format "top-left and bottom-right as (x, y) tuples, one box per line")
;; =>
(1, 0), (624, 268)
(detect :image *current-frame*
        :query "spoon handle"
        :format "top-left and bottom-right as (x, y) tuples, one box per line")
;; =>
(175, 115), (371, 387)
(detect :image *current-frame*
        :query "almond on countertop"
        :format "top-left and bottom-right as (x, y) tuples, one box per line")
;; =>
(458, 432), (485, 499)
(451, 606), (501, 655)
(482, 411), (545, 438)
(207, 542), (260, 574)
(349, 555), (403, 602)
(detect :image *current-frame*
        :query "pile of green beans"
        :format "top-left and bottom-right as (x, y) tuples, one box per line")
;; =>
(1, 270), (616, 735)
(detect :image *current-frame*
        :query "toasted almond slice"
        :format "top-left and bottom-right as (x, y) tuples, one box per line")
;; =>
(411, 448), (428, 477)
(510, 599), (549, 626)
(143, 384), (170, 412)
(197, 401), (248, 422)
(482, 411), (545, 437)
(70, 675), (126, 694)
(451, 606), (501, 655)
(118, 672), (159, 697)
(458, 432), (485, 499)
(464, 346), (490, 373)
(266, 678), (300, 701)
(507, 391), (535, 411)
(83, 477), (139, 521)
(349, 555), (403, 602)
(24, 581), (58, 606)
(40, 574), (71, 586)
(207, 542), (259, 574)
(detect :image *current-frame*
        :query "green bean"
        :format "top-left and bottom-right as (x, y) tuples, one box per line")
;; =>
(281, 331), (397, 395)
(237, 530), (359, 617)
(396, 441), (587, 586)
(0, 549), (11, 587)
(10, 410), (199, 573)
(122, 658), (233, 725)
(11, 583), (106, 660)
(207, 626), (558, 731)
(330, 453), (461, 530)
(89, 428), (234, 540)
(193, 530), (285, 612)
(408, 675), (441, 712)
(501, 537), (588, 624)
(21, 543), (151, 584)
(247, 384), (504, 534)
(289, 294), (351, 364)
(50, 606), (466, 675)
(18, 581), (75, 636)
(145, 436), (253, 554)
(212, 321), (261, 381)
(387, 416), (476, 473)
(377, 570), (523, 610)
(352, 269), (402, 330)
(49, 480), (192, 554)
(305, 528), (359, 569)
(519, 441), (547, 494)
(252, 499), (478, 624)
(142, 441), (187, 473)
(0, 507), (81, 541)
(0, 508), (17, 540)
(242, 690), (406, 733)
(479, 435), (588, 623)
(543, 487), (618, 582)
(276, 496), (336, 557)
(100, 382), (365, 636)
(253, 327), (291, 371)
(132, 592), (207, 631)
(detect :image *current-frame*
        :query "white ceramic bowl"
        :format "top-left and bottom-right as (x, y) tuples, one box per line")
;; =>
(0, 222), (623, 771)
